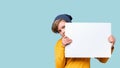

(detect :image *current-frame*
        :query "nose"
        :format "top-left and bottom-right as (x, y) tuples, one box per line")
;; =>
(61, 29), (65, 36)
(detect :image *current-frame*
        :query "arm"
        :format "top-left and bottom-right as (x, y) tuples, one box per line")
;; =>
(55, 39), (66, 68)
(96, 35), (115, 63)
(96, 47), (114, 63)
(55, 36), (72, 68)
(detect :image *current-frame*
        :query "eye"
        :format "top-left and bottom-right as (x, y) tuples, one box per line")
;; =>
(58, 30), (61, 33)
(62, 26), (65, 29)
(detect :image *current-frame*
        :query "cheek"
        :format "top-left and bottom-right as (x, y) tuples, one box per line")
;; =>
(59, 32), (63, 37)
(59, 33), (62, 36)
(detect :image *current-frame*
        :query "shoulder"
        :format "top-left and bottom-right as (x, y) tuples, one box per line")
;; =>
(55, 38), (62, 46)
(55, 38), (64, 48)
(57, 38), (62, 43)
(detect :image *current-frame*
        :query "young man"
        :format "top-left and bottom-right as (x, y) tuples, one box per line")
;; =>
(51, 14), (115, 68)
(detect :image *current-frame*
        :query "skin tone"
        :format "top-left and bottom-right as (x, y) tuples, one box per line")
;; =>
(57, 20), (72, 46)
(57, 20), (115, 47)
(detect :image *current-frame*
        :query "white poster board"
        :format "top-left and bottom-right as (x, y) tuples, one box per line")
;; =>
(65, 23), (111, 58)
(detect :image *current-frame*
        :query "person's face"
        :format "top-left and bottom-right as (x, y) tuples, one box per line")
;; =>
(58, 20), (66, 37)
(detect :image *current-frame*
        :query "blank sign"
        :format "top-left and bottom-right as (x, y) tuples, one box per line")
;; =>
(65, 23), (111, 58)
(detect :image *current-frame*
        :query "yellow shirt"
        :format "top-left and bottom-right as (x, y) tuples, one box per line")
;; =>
(55, 39), (111, 68)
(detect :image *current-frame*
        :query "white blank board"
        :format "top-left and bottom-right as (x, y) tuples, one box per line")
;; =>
(65, 23), (111, 58)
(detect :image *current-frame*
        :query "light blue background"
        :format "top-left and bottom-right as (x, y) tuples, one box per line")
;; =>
(0, 0), (120, 68)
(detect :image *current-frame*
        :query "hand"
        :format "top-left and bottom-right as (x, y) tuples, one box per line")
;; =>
(62, 36), (72, 47)
(108, 35), (115, 47)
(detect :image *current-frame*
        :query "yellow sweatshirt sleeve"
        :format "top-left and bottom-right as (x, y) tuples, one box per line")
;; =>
(96, 47), (114, 63)
(55, 39), (66, 68)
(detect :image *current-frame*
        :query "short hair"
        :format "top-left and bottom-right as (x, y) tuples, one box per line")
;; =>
(51, 14), (72, 33)
(51, 19), (63, 33)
